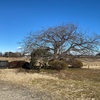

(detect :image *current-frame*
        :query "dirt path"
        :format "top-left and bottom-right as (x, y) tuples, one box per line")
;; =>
(0, 81), (54, 100)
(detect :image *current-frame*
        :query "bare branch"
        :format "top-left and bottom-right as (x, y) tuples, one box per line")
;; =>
(20, 23), (100, 56)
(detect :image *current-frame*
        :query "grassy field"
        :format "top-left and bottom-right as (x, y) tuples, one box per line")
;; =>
(0, 57), (100, 99)
(0, 68), (100, 100)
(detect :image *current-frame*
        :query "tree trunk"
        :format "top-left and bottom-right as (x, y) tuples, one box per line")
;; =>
(54, 49), (58, 59)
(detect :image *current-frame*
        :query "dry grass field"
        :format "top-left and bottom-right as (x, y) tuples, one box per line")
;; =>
(0, 57), (100, 99)
(78, 57), (100, 69)
(0, 57), (30, 62)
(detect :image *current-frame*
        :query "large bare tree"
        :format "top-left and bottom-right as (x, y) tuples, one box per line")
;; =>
(20, 23), (100, 56)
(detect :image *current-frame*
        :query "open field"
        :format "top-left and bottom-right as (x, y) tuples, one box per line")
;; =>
(0, 57), (100, 99)
(77, 57), (100, 69)
(0, 57), (30, 62)
(0, 68), (100, 99)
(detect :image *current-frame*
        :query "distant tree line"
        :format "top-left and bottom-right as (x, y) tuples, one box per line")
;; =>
(0, 52), (24, 57)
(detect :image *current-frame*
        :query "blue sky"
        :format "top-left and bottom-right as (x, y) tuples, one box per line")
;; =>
(0, 0), (100, 53)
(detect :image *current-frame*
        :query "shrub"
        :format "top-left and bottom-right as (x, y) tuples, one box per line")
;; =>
(30, 49), (44, 70)
(8, 61), (28, 69)
(30, 57), (46, 71)
(67, 59), (83, 68)
(30, 57), (38, 69)
(30, 49), (51, 70)
(22, 62), (31, 70)
(49, 60), (68, 70)
(31, 48), (52, 57)
(59, 57), (67, 63)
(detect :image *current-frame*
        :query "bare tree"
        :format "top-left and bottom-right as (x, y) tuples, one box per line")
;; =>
(20, 23), (100, 56)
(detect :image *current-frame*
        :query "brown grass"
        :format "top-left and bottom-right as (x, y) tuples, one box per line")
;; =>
(0, 68), (100, 99)
(0, 57), (30, 62)
(0, 57), (100, 99)
(77, 57), (100, 69)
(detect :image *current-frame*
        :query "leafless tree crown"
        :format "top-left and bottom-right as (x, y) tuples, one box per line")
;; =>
(20, 23), (100, 56)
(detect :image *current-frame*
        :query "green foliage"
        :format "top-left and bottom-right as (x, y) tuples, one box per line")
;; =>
(59, 57), (67, 63)
(68, 59), (83, 68)
(31, 48), (42, 69)
(30, 57), (37, 69)
(31, 48), (52, 57)
(49, 60), (68, 70)
(30, 48), (52, 70)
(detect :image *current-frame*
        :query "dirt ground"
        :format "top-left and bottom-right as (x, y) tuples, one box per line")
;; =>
(0, 69), (63, 100)
(0, 81), (55, 100)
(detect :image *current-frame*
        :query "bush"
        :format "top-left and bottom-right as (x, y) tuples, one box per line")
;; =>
(22, 62), (31, 70)
(49, 60), (68, 70)
(59, 58), (68, 64)
(30, 49), (44, 70)
(30, 57), (36, 66)
(31, 48), (52, 57)
(8, 61), (29, 69)
(30, 50), (51, 70)
(67, 59), (83, 68)
(30, 57), (38, 69)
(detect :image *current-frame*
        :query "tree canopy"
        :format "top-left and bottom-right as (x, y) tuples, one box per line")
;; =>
(20, 23), (100, 56)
